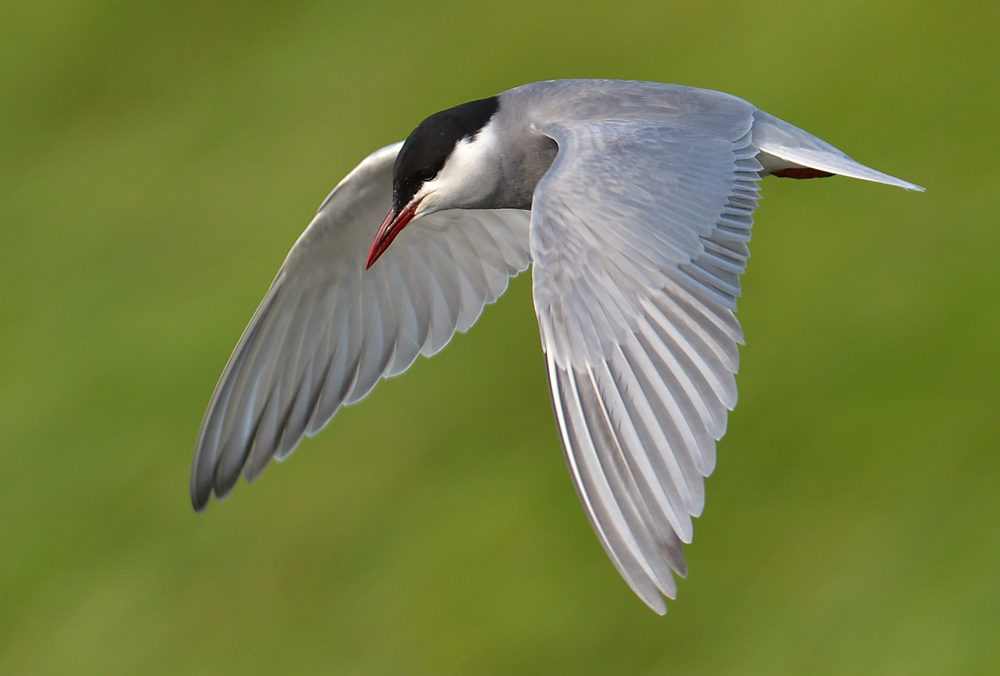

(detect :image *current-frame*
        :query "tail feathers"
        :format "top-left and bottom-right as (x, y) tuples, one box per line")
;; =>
(753, 110), (924, 192)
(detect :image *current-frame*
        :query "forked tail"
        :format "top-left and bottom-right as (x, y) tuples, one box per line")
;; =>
(752, 110), (924, 192)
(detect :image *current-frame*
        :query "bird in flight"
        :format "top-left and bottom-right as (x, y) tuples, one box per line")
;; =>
(191, 79), (922, 614)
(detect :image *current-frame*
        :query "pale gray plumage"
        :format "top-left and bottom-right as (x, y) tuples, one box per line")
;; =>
(191, 143), (531, 502)
(192, 79), (922, 614)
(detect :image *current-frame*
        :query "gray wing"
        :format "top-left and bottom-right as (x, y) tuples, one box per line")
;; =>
(530, 117), (761, 613)
(192, 142), (531, 510)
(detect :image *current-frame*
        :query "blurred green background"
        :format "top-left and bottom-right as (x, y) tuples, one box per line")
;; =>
(1, 0), (998, 673)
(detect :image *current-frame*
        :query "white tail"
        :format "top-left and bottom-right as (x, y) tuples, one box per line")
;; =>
(753, 110), (924, 192)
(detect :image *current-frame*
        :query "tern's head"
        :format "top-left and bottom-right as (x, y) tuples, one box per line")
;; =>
(366, 96), (500, 268)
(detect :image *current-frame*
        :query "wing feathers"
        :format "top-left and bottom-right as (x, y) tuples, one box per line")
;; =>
(191, 143), (531, 510)
(548, 358), (672, 613)
(567, 363), (682, 596)
(531, 118), (757, 611)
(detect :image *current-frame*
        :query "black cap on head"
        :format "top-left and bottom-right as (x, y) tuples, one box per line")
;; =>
(392, 96), (499, 210)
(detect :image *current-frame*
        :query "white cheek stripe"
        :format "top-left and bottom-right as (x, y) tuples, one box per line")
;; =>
(415, 117), (500, 211)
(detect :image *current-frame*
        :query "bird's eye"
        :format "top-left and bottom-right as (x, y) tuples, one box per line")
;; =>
(416, 168), (435, 182)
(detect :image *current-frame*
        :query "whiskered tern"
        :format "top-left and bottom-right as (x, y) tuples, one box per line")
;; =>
(192, 79), (922, 614)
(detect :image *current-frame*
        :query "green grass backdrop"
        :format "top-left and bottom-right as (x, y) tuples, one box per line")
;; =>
(1, 1), (998, 673)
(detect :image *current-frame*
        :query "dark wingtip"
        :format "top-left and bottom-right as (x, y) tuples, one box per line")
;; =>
(190, 446), (217, 512)
(190, 476), (211, 512)
(211, 469), (241, 505)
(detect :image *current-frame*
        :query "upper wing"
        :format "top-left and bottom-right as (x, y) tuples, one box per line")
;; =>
(530, 118), (761, 613)
(192, 142), (531, 510)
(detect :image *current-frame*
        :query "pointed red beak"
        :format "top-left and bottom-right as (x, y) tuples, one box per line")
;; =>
(366, 200), (420, 269)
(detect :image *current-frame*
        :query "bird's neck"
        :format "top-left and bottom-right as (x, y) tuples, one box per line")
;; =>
(475, 112), (558, 211)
